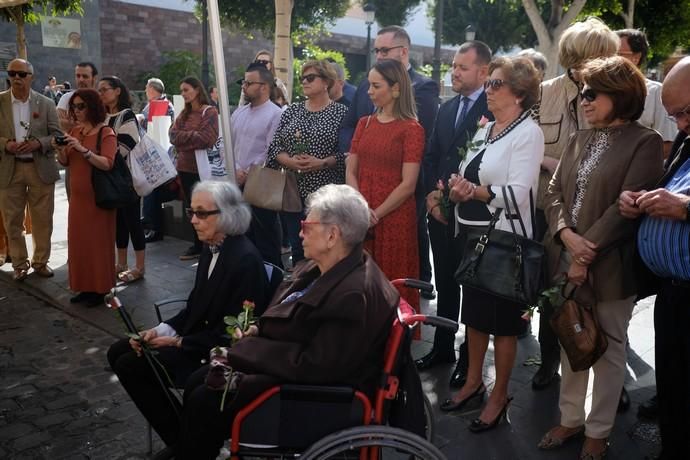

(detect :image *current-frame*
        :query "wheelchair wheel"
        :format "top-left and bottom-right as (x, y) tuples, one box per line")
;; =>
(423, 393), (434, 442)
(301, 425), (446, 460)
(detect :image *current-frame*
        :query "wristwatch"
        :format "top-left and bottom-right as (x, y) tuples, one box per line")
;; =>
(486, 185), (496, 204)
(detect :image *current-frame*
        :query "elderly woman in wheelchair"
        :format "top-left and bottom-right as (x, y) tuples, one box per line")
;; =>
(167, 184), (401, 459)
(106, 181), (270, 451)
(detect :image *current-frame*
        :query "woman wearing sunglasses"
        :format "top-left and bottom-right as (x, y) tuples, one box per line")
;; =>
(266, 60), (348, 267)
(107, 180), (269, 454)
(238, 49), (290, 107)
(54, 88), (118, 306)
(538, 56), (664, 459)
(443, 56), (544, 432)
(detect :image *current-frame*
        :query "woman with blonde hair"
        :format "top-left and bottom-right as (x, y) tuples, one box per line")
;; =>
(346, 58), (425, 320)
(239, 49), (289, 106)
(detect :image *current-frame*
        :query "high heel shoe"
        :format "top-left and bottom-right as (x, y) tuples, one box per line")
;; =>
(468, 396), (513, 433)
(440, 383), (486, 412)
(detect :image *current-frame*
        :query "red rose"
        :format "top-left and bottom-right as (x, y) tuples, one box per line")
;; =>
(32, 112), (40, 119)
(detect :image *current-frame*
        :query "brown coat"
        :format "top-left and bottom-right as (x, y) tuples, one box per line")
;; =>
(225, 247), (399, 409)
(544, 122), (664, 302)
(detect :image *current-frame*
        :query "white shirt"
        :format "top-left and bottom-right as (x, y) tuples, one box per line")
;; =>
(639, 78), (677, 142)
(230, 99), (282, 171)
(11, 90), (32, 159)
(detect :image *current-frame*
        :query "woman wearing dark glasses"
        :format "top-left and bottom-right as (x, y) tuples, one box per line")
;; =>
(538, 57), (664, 459)
(443, 56), (543, 433)
(266, 59), (348, 267)
(238, 49), (289, 107)
(54, 88), (118, 306)
(107, 180), (269, 453)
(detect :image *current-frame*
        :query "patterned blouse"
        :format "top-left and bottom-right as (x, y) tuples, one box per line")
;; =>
(570, 128), (612, 225)
(267, 101), (348, 198)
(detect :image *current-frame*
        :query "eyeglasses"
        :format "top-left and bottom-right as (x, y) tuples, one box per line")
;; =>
(372, 45), (405, 56)
(300, 220), (331, 232)
(484, 79), (505, 91)
(237, 79), (265, 87)
(98, 87), (114, 94)
(300, 74), (321, 84)
(185, 208), (221, 220)
(71, 102), (87, 111)
(8, 70), (32, 78)
(580, 88), (598, 102)
(667, 103), (690, 122)
(254, 59), (271, 65)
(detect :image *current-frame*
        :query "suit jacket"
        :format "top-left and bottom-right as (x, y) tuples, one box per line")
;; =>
(544, 122), (664, 302)
(166, 234), (269, 362)
(226, 247), (399, 409)
(423, 91), (492, 195)
(0, 89), (60, 187)
(339, 68), (439, 154)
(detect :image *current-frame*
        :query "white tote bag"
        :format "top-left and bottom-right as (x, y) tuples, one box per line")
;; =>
(195, 135), (227, 181)
(128, 130), (177, 196)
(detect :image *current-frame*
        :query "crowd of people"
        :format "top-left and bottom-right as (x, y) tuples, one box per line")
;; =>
(1, 16), (689, 460)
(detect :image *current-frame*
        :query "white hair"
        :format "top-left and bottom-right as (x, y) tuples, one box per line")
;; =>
(306, 184), (370, 249)
(192, 181), (251, 236)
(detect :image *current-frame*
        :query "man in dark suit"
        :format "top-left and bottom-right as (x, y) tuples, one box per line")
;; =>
(416, 42), (493, 388)
(339, 25), (439, 296)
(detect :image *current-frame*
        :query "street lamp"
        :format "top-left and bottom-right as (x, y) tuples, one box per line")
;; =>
(465, 24), (476, 42)
(363, 3), (376, 70)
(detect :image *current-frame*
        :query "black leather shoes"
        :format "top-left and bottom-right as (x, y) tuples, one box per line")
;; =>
(415, 350), (455, 371)
(617, 387), (630, 413)
(637, 394), (658, 419)
(468, 397), (513, 433)
(449, 361), (468, 388)
(440, 383), (485, 412)
(532, 359), (560, 390)
(145, 230), (164, 243)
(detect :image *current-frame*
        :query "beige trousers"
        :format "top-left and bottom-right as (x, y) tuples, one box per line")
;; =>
(0, 162), (54, 269)
(556, 250), (635, 439)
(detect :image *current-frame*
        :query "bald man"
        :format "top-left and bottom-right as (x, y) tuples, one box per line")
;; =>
(619, 56), (690, 459)
(0, 59), (60, 281)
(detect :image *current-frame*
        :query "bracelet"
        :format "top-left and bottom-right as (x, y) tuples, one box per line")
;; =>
(83, 150), (93, 160)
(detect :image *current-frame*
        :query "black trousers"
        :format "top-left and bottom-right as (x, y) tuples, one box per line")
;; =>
(534, 209), (561, 366)
(427, 215), (467, 366)
(116, 198), (146, 250)
(179, 171), (202, 252)
(107, 338), (199, 446)
(246, 206), (282, 268)
(654, 279), (690, 458)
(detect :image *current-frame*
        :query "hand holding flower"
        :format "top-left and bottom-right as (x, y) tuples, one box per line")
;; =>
(449, 177), (477, 203)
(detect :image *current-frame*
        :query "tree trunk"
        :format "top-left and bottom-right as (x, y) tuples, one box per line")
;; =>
(8, 6), (27, 59)
(522, 0), (587, 79)
(274, 0), (293, 102)
(620, 0), (635, 29)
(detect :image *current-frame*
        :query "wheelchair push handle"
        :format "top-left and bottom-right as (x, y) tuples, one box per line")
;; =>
(391, 278), (434, 292)
(420, 315), (459, 332)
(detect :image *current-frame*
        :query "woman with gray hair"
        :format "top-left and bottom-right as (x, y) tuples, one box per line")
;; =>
(107, 180), (269, 451)
(172, 184), (400, 459)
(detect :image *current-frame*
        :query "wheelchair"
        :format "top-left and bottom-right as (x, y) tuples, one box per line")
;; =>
(223, 278), (457, 460)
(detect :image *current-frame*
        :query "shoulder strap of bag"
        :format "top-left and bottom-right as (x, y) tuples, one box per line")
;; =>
(95, 126), (106, 155)
(499, 186), (520, 235)
(506, 185), (528, 238)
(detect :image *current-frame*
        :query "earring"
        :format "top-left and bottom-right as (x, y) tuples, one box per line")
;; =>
(392, 90), (400, 99)
(515, 99), (519, 105)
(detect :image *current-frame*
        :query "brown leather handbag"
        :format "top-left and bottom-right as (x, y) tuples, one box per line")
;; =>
(243, 164), (302, 213)
(550, 284), (621, 372)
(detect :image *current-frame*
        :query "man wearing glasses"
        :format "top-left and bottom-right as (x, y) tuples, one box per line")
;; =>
(619, 56), (690, 459)
(0, 59), (60, 281)
(230, 62), (283, 267)
(339, 24), (440, 299)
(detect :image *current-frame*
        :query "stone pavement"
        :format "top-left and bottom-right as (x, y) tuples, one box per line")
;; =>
(0, 174), (661, 459)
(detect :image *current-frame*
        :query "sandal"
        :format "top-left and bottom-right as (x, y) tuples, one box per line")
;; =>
(115, 264), (128, 275)
(580, 438), (609, 460)
(117, 268), (145, 284)
(538, 425), (585, 450)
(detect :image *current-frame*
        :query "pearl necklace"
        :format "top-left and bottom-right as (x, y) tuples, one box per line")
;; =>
(486, 110), (530, 145)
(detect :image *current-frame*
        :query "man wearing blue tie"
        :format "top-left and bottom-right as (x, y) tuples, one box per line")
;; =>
(339, 25), (439, 297)
(417, 42), (493, 387)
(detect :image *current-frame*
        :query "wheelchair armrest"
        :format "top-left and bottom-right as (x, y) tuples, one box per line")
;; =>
(280, 384), (356, 403)
(153, 297), (186, 323)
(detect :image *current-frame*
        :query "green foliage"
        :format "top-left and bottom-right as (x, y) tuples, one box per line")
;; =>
(292, 44), (349, 101)
(365, 0), (423, 27)
(1, 0), (83, 24)
(417, 62), (451, 78)
(209, 0), (348, 36)
(429, 0), (538, 52)
(580, 0), (690, 64)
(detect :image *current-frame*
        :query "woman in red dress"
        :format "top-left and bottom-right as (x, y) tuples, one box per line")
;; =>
(346, 59), (425, 316)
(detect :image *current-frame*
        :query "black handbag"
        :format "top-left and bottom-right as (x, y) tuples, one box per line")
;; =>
(455, 186), (545, 305)
(91, 127), (139, 209)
